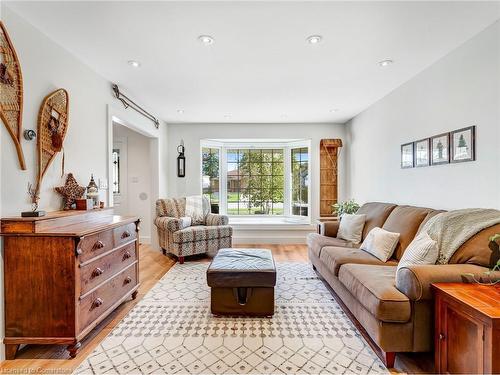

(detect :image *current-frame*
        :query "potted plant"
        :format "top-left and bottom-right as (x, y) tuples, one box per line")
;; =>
(332, 199), (360, 218)
(464, 234), (500, 285)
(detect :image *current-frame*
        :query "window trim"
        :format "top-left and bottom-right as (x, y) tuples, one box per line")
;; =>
(201, 139), (311, 222)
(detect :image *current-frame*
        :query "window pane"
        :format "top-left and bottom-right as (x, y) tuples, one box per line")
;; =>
(227, 149), (239, 163)
(291, 147), (309, 217)
(227, 148), (285, 215)
(273, 149), (284, 162)
(202, 147), (220, 212)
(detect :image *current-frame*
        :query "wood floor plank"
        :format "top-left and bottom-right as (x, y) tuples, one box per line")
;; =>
(0, 243), (428, 374)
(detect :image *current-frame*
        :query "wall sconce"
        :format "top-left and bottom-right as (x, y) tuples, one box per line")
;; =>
(177, 140), (185, 177)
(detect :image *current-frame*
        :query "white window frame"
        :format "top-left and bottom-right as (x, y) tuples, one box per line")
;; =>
(200, 139), (311, 221)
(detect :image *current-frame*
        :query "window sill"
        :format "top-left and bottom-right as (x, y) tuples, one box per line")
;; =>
(228, 216), (313, 230)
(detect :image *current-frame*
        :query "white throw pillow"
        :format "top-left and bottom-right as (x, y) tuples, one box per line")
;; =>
(397, 231), (438, 273)
(360, 227), (400, 262)
(337, 214), (367, 244)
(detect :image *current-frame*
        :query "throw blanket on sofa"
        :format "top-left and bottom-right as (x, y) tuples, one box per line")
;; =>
(421, 208), (500, 264)
(185, 195), (205, 224)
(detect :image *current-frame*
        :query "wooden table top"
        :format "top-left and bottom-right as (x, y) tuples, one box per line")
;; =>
(1, 209), (139, 237)
(432, 283), (500, 319)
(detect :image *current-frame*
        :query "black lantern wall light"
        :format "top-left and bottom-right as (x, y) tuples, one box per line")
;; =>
(177, 140), (186, 177)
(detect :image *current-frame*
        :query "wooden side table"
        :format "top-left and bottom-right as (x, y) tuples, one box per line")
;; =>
(432, 283), (500, 374)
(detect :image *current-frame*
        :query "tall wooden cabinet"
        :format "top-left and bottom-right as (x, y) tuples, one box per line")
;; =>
(0, 209), (140, 359)
(433, 283), (500, 374)
(319, 139), (342, 217)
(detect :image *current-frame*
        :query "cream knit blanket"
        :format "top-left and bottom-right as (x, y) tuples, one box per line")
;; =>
(420, 208), (500, 264)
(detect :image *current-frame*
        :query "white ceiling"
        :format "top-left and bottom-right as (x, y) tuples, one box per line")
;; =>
(5, 1), (500, 124)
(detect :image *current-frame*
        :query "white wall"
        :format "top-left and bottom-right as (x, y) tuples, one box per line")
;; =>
(166, 123), (347, 229)
(346, 21), (500, 210)
(0, 6), (168, 359)
(0, 7), (114, 214)
(113, 124), (152, 243)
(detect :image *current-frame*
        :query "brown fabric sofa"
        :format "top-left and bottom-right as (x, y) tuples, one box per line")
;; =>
(307, 202), (500, 367)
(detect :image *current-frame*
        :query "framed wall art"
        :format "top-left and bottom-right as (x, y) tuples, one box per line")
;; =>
(414, 138), (430, 167)
(401, 142), (414, 169)
(451, 126), (475, 163)
(431, 133), (450, 166)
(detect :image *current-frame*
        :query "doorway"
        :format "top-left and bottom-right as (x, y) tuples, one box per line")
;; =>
(112, 122), (153, 244)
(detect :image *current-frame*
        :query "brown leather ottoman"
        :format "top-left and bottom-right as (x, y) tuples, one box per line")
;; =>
(207, 248), (276, 317)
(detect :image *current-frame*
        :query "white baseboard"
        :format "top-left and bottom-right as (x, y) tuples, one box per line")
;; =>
(139, 235), (151, 244)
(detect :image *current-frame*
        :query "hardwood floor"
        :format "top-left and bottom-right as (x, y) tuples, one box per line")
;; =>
(0, 244), (429, 374)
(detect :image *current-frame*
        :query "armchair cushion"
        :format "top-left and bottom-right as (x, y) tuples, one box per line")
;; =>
(155, 216), (191, 232)
(396, 263), (491, 301)
(173, 225), (233, 243)
(205, 213), (229, 226)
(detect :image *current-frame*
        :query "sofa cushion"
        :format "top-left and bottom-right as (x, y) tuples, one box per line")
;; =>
(339, 264), (411, 323)
(356, 202), (397, 240)
(360, 227), (400, 262)
(337, 214), (367, 244)
(319, 246), (397, 276)
(173, 225), (233, 243)
(449, 223), (500, 268)
(306, 233), (351, 258)
(382, 205), (433, 260)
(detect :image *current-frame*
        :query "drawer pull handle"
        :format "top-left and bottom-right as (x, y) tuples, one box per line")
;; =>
(94, 241), (105, 250)
(121, 231), (131, 239)
(92, 267), (104, 278)
(439, 333), (445, 340)
(92, 298), (103, 309)
(123, 251), (132, 261)
(124, 276), (133, 285)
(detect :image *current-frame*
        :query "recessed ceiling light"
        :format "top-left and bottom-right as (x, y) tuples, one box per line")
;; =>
(177, 109), (184, 114)
(198, 35), (214, 45)
(306, 35), (322, 44)
(128, 60), (141, 68)
(379, 59), (394, 67)
(330, 109), (340, 113)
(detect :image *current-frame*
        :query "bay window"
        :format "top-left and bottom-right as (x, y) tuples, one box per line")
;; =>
(201, 140), (310, 221)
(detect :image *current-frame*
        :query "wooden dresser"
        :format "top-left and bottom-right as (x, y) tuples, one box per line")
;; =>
(0, 209), (140, 359)
(433, 283), (500, 374)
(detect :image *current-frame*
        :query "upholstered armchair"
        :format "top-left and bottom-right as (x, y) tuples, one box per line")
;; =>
(155, 197), (233, 263)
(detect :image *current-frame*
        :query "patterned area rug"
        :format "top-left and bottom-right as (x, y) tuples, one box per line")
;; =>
(75, 262), (388, 374)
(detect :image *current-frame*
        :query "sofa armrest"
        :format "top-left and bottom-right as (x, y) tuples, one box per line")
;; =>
(205, 213), (229, 226)
(319, 221), (340, 237)
(396, 264), (493, 301)
(155, 216), (191, 232)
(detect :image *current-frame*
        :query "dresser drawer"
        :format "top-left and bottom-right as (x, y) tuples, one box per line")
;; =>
(78, 230), (114, 263)
(113, 222), (137, 248)
(79, 264), (137, 332)
(79, 243), (137, 295)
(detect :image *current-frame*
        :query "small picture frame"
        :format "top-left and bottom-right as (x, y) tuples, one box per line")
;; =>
(431, 133), (450, 166)
(451, 126), (475, 163)
(401, 142), (414, 168)
(414, 138), (430, 167)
